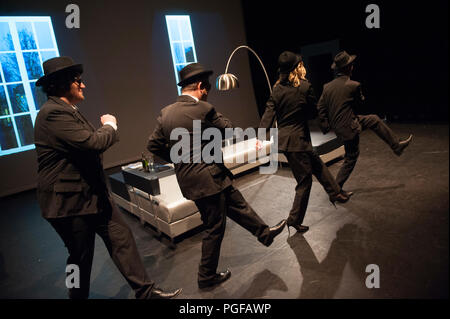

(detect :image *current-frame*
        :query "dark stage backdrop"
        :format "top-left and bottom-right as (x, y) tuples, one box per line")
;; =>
(242, 0), (449, 122)
(0, 0), (260, 197)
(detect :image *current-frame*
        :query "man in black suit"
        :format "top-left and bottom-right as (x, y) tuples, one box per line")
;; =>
(147, 63), (286, 289)
(34, 56), (181, 299)
(317, 51), (413, 188)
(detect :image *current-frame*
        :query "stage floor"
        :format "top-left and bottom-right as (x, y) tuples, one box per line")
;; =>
(0, 123), (448, 299)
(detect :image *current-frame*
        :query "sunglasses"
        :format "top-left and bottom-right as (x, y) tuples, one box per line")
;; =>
(74, 78), (83, 85)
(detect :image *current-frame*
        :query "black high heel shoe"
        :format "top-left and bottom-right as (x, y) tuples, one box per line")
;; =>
(329, 192), (350, 208)
(287, 223), (309, 236)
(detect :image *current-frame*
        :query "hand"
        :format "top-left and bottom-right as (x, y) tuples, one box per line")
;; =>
(255, 139), (263, 150)
(101, 114), (117, 125)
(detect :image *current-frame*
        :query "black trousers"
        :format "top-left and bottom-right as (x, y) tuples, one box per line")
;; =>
(336, 114), (400, 187)
(48, 200), (154, 299)
(285, 150), (341, 226)
(194, 185), (272, 283)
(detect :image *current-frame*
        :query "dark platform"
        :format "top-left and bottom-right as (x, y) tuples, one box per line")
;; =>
(0, 123), (448, 299)
(121, 164), (174, 196)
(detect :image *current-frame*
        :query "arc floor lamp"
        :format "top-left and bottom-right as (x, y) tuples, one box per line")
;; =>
(216, 45), (273, 95)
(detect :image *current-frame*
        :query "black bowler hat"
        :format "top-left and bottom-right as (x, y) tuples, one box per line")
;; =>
(177, 63), (213, 87)
(36, 56), (83, 86)
(331, 51), (357, 70)
(278, 51), (302, 74)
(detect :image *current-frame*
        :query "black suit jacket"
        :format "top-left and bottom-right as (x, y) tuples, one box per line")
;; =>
(317, 75), (365, 141)
(34, 96), (118, 219)
(259, 80), (316, 152)
(147, 95), (234, 201)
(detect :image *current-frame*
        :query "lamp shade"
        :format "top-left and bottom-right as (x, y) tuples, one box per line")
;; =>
(216, 73), (239, 91)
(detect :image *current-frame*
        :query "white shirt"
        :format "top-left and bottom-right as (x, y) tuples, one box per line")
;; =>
(181, 93), (199, 103)
(103, 121), (118, 131)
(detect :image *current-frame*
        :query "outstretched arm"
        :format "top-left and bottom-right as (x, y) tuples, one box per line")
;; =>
(147, 113), (171, 163)
(317, 91), (331, 134)
(206, 107), (233, 130)
(46, 109), (117, 153)
(259, 95), (276, 129)
(354, 84), (365, 113)
(305, 85), (319, 120)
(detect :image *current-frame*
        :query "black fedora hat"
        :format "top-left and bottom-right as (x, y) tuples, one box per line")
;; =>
(177, 63), (213, 87)
(36, 56), (83, 86)
(278, 51), (302, 74)
(331, 51), (357, 70)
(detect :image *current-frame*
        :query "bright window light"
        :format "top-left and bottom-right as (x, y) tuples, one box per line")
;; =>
(165, 15), (198, 95)
(0, 16), (59, 157)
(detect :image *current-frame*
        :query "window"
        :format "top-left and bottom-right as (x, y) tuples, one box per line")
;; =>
(165, 15), (198, 95)
(0, 17), (59, 157)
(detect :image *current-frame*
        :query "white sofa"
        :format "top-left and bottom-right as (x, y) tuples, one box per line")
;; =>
(110, 130), (344, 240)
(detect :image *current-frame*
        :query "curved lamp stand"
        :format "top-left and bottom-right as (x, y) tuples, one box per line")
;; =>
(216, 45), (277, 132)
(216, 45), (272, 95)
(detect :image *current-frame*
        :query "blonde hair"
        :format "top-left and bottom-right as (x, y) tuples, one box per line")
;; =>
(274, 61), (307, 88)
(288, 62), (307, 87)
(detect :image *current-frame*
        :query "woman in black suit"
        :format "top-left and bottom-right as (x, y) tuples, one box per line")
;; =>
(259, 51), (350, 234)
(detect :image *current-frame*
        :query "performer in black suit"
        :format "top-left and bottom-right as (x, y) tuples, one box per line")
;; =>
(259, 51), (350, 235)
(147, 63), (287, 289)
(34, 57), (181, 299)
(317, 51), (413, 188)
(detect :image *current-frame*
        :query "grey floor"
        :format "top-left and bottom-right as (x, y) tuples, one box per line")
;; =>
(0, 123), (448, 299)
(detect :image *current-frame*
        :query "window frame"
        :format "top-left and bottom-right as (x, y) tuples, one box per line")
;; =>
(0, 16), (59, 157)
(165, 15), (198, 95)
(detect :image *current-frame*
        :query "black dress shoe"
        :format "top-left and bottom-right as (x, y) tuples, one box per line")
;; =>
(287, 223), (309, 235)
(149, 287), (182, 299)
(263, 219), (287, 247)
(198, 269), (231, 289)
(394, 134), (413, 156)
